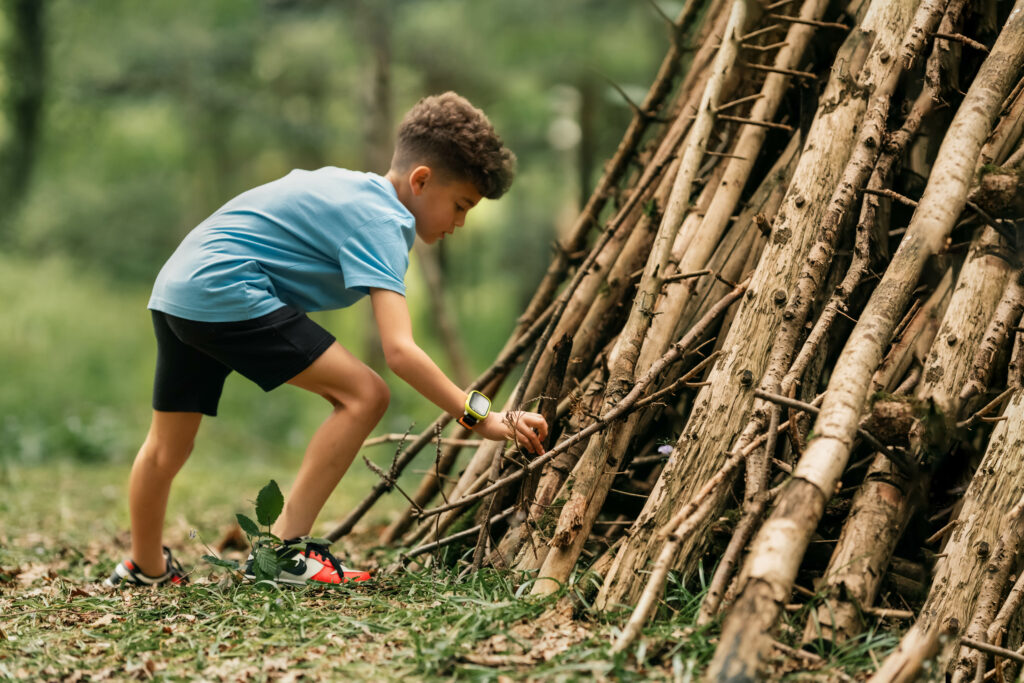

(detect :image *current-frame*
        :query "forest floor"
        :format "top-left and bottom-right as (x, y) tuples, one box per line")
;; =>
(0, 459), (902, 681)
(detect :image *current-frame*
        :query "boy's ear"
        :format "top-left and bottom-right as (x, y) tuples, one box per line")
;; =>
(409, 166), (432, 196)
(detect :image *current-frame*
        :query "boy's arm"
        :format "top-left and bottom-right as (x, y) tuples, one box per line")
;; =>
(369, 288), (548, 454)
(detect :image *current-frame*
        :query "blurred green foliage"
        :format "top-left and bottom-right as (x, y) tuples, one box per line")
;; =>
(0, 0), (670, 464)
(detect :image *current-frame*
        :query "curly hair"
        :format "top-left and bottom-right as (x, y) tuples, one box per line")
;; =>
(392, 92), (516, 200)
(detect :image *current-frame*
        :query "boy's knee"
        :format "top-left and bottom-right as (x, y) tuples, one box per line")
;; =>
(139, 436), (194, 473)
(322, 368), (389, 419)
(359, 370), (390, 419)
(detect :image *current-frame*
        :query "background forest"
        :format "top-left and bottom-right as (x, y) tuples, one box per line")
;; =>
(0, 0), (669, 468)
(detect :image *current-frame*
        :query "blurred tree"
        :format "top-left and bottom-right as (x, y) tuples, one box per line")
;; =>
(0, 0), (46, 243)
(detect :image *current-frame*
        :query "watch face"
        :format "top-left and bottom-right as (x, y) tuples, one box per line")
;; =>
(468, 392), (490, 415)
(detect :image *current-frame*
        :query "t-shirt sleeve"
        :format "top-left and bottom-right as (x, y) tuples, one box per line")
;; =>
(338, 215), (412, 296)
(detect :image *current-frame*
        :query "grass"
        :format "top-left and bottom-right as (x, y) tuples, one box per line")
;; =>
(0, 458), (905, 681)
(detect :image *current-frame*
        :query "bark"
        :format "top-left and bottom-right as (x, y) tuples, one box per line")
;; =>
(950, 496), (1024, 682)
(598, 0), (920, 613)
(960, 269), (1024, 403)
(708, 6), (1024, 680)
(875, 390), (1024, 678)
(804, 224), (1009, 645)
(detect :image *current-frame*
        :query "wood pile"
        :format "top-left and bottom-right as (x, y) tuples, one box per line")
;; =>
(333, 0), (1024, 678)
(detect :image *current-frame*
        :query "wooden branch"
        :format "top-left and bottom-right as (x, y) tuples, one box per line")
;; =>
(960, 270), (1024, 402)
(956, 387), (1016, 429)
(401, 507), (515, 561)
(739, 25), (785, 41)
(716, 114), (795, 132)
(741, 41), (789, 52)
(950, 494), (1024, 682)
(743, 62), (817, 79)
(766, 12), (848, 30)
(325, 300), (555, 542)
(363, 433), (481, 449)
(861, 186), (920, 207)
(934, 32), (989, 53)
(960, 638), (1024, 665)
(987, 570), (1024, 644)
(716, 93), (765, 112)
(417, 278), (750, 522)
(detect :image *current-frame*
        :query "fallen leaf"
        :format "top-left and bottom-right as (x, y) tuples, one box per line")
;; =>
(16, 563), (54, 587)
(89, 614), (117, 628)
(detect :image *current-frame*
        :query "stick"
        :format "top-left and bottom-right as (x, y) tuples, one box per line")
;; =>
(416, 278), (750, 521)
(401, 507), (516, 561)
(326, 301), (555, 542)
(960, 639), (1024, 665)
(362, 434), (482, 449)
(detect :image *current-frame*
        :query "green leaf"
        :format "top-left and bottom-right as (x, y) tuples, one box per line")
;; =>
(236, 513), (261, 537)
(302, 537), (332, 547)
(202, 555), (240, 570)
(255, 480), (284, 527)
(254, 546), (281, 580)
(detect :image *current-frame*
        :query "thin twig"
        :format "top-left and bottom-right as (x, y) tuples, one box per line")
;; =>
(960, 638), (1024, 665)
(766, 13), (848, 29)
(933, 31), (989, 53)
(957, 387), (1016, 429)
(717, 114), (795, 132)
(861, 186), (919, 207)
(363, 433), (482, 449)
(402, 507), (516, 561)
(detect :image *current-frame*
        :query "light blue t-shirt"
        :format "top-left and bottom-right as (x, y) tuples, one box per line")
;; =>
(149, 168), (416, 322)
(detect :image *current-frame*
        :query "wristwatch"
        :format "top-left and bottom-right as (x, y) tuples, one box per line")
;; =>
(458, 390), (491, 429)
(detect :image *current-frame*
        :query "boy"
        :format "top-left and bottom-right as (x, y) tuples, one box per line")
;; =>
(105, 92), (549, 587)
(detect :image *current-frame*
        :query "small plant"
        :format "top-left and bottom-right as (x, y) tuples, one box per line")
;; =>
(202, 479), (331, 582)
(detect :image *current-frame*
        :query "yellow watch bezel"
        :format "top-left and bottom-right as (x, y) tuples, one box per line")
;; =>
(458, 390), (491, 429)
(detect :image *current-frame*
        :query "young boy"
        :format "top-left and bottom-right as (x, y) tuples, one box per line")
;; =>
(105, 92), (549, 587)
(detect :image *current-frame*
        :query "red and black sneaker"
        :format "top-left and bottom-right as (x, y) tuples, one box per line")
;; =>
(243, 538), (371, 585)
(104, 546), (189, 587)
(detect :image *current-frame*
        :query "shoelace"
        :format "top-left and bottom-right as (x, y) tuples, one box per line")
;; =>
(303, 542), (346, 578)
(163, 547), (188, 582)
(166, 554), (186, 578)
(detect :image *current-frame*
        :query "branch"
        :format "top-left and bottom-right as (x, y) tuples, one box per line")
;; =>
(414, 278), (750, 520)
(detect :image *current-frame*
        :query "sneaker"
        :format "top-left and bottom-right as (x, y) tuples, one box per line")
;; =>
(243, 538), (371, 585)
(104, 546), (189, 587)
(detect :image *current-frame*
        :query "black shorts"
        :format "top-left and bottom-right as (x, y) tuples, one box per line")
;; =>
(151, 306), (336, 416)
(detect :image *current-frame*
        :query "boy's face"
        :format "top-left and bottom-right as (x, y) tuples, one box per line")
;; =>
(405, 167), (483, 244)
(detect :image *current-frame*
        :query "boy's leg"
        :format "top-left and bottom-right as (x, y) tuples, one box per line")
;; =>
(273, 342), (390, 540)
(129, 410), (203, 577)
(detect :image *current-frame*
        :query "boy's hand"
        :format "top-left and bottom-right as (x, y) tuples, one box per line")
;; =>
(476, 410), (549, 455)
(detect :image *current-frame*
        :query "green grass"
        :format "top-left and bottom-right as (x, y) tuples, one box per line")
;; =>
(0, 457), (904, 681)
